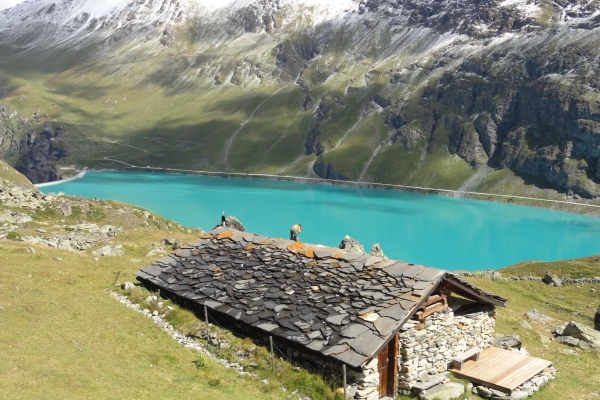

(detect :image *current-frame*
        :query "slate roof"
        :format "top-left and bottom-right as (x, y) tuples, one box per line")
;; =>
(135, 227), (506, 368)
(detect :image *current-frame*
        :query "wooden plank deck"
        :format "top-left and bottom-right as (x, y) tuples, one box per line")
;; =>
(450, 347), (552, 393)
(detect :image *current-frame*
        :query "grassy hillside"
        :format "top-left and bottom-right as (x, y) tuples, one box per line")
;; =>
(0, 159), (35, 189)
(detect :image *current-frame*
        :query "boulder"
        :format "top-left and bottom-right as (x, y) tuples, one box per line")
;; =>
(475, 386), (492, 397)
(339, 235), (365, 253)
(518, 320), (532, 329)
(511, 390), (529, 400)
(494, 335), (522, 350)
(121, 282), (135, 290)
(555, 335), (580, 347)
(542, 273), (563, 287)
(60, 201), (72, 216)
(419, 383), (464, 400)
(92, 245), (124, 257)
(538, 334), (552, 345)
(562, 321), (600, 347)
(525, 309), (553, 321)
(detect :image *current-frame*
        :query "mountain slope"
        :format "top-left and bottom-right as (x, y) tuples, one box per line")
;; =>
(1, 0), (600, 200)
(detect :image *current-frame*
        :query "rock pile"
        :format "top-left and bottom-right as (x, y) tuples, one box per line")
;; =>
(92, 244), (124, 257)
(0, 211), (33, 223)
(21, 223), (122, 252)
(472, 367), (556, 399)
(0, 179), (59, 209)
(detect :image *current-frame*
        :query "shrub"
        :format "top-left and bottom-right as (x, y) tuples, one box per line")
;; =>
(192, 354), (208, 370)
(7, 232), (21, 240)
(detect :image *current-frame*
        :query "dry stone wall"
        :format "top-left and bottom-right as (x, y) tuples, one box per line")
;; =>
(355, 358), (379, 400)
(398, 308), (496, 391)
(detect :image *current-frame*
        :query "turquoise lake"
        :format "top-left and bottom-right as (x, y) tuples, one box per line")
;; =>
(40, 171), (600, 271)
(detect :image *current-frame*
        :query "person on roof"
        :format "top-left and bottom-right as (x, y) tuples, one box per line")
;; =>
(290, 224), (302, 241)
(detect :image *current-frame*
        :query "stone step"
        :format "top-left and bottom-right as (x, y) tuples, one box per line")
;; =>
(412, 372), (449, 393)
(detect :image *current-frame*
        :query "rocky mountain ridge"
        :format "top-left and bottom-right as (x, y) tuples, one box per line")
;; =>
(1, 0), (600, 197)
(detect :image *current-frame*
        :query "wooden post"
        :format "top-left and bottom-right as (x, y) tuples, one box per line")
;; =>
(343, 364), (347, 399)
(113, 270), (121, 286)
(204, 306), (209, 341)
(269, 336), (275, 372)
(157, 289), (161, 301)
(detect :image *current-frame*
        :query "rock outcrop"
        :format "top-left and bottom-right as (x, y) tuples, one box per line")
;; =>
(0, 107), (66, 184)
(0, 178), (58, 209)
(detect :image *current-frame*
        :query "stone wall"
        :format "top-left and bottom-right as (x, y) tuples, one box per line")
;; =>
(398, 307), (496, 391)
(355, 358), (379, 400)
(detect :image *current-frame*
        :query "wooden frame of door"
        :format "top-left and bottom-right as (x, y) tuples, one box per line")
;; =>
(377, 333), (399, 398)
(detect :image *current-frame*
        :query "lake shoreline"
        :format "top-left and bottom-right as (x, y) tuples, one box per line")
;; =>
(39, 169), (600, 270)
(50, 166), (600, 218)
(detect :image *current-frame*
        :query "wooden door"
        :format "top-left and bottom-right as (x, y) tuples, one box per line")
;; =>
(377, 334), (398, 398)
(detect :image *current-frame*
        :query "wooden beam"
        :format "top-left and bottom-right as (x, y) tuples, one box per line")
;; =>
(415, 302), (447, 321)
(442, 277), (507, 308)
(420, 293), (447, 309)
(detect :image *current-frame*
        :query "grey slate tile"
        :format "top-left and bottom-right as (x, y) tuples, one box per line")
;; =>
(256, 322), (279, 332)
(373, 317), (397, 337)
(323, 344), (348, 355)
(334, 350), (368, 368)
(340, 323), (370, 338)
(313, 246), (340, 259)
(379, 304), (406, 320)
(364, 256), (383, 267)
(326, 314), (347, 325)
(347, 331), (383, 356)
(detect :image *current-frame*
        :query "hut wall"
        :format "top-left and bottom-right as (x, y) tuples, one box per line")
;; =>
(397, 308), (496, 391)
(354, 358), (379, 400)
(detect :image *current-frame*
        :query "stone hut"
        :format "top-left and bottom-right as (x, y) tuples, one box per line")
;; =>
(135, 227), (507, 399)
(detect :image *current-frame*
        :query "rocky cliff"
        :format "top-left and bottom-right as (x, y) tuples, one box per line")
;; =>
(0, 105), (66, 183)
(1, 0), (600, 197)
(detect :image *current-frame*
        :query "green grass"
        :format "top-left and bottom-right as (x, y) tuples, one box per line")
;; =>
(500, 255), (600, 279)
(119, 283), (345, 400)
(0, 160), (35, 188)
